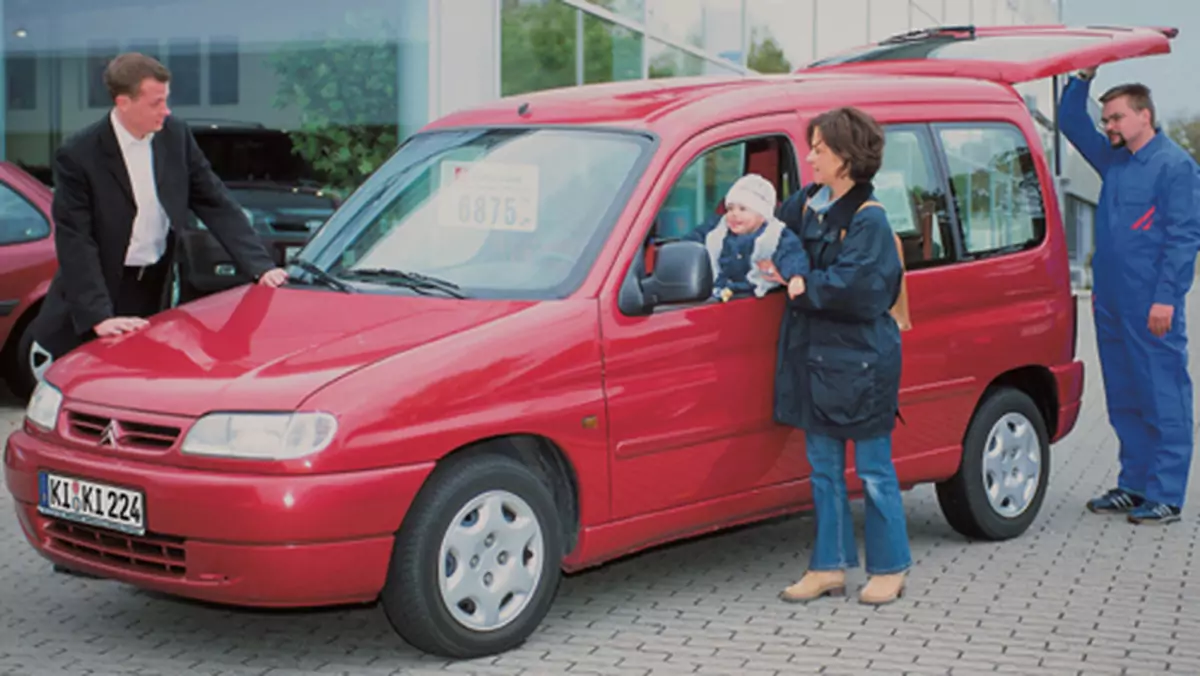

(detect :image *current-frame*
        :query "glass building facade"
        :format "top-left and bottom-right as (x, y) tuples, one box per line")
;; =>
(0, 0), (1094, 280)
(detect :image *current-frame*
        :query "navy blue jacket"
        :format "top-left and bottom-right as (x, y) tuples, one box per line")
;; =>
(772, 182), (904, 440)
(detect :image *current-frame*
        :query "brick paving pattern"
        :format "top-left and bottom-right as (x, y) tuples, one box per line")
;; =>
(1, 295), (1197, 675)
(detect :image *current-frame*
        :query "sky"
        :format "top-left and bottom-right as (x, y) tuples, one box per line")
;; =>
(1062, 0), (1200, 120)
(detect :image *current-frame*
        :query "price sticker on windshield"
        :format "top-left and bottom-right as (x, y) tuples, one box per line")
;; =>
(438, 161), (539, 232)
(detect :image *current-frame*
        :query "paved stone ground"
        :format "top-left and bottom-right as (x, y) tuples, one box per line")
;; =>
(2, 294), (1199, 676)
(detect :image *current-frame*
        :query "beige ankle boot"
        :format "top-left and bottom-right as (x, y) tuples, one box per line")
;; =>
(859, 573), (906, 605)
(779, 570), (846, 603)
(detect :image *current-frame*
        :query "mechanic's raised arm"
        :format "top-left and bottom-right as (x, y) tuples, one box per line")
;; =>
(1060, 75), (1117, 176)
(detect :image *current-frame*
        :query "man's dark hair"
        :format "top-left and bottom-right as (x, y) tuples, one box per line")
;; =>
(104, 52), (171, 100)
(1100, 83), (1156, 126)
(806, 106), (885, 184)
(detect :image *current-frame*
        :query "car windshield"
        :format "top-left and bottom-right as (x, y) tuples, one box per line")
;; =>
(297, 127), (652, 299)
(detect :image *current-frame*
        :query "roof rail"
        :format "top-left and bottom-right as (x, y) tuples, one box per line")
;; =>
(878, 25), (976, 45)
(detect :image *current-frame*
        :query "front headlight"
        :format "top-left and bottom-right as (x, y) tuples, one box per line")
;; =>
(26, 381), (63, 432)
(181, 412), (338, 460)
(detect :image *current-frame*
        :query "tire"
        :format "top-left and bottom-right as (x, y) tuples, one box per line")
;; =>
(6, 318), (39, 401)
(381, 453), (563, 658)
(936, 387), (1050, 541)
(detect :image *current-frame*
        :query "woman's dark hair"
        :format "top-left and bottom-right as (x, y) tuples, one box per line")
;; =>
(806, 107), (885, 183)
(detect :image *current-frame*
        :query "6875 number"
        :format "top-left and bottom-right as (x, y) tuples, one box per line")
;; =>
(458, 196), (518, 227)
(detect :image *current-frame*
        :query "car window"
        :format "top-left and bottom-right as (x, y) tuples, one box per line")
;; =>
(935, 123), (1046, 258)
(301, 128), (652, 300)
(0, 181), (49, 246)
(654, 135), (797, 241)
(878, 127), (955, 269)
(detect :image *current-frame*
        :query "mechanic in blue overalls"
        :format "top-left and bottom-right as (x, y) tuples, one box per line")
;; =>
(1059, 66), (1200, 524)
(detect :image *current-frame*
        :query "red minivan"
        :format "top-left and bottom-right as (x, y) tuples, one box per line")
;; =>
(5, 25), (1170, 659)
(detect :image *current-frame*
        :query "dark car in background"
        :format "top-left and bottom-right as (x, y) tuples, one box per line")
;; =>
(175, 120), (340, 302)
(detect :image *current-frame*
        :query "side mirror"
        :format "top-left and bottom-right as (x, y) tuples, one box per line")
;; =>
(618, 240), (713, 315)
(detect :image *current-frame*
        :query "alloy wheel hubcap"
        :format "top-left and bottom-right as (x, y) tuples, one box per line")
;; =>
(438, 489), (544, 632)
(981, 412), (1042, 518)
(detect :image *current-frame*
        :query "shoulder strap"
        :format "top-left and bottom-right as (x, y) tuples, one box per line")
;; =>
(839, 200), (913, 331)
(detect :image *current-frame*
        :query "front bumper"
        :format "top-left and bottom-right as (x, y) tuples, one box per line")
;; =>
(5, 429), (434, 607)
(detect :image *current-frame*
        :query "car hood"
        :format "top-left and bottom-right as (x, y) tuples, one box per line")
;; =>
(48, 285), (535, 417)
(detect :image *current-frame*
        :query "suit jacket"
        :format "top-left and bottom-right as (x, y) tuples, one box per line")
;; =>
(31, 114), (276, 357)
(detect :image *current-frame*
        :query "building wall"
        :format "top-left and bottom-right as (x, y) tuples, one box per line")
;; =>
(0, 0), (1098, 278)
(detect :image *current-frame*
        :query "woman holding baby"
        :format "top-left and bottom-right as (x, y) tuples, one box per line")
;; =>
(759, 106), (912, 607)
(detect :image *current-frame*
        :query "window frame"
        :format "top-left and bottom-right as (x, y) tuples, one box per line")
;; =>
(652, 132), (800, 246)
(630, 129), (801, 314)
(930, 120), (1049, 263)
(878, 122), (964, 271)
(0, 179), (51, 247)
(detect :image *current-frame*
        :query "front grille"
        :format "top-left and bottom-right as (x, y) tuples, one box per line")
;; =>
(67, 411), (180, 451)
(46, 520), (186, 577)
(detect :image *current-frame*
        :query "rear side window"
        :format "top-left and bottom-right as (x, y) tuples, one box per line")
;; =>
(934, 123), (1046, 258)
(878, 126), (955, 270)
(0, 181), (49, 246)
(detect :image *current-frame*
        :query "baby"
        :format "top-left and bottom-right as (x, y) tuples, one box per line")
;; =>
(685, 174), (808, 301)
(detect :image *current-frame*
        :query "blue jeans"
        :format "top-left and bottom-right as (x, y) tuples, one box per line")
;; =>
(806, 432), (912, 575)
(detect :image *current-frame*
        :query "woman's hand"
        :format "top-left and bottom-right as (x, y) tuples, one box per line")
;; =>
(756, 260), (784, 284)
(787, 275), (806, 299)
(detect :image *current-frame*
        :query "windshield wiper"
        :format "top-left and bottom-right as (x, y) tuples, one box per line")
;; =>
(289, 258), (356, 293)
(340, 267), (466, 299)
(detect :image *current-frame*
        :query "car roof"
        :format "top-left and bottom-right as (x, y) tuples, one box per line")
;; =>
(423, 72), (1020, 141)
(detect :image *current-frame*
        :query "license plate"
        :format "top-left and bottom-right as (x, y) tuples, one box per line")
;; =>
(38, 472), (146, 536)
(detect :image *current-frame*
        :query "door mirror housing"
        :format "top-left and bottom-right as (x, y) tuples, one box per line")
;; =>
(619, 240), (713, 315)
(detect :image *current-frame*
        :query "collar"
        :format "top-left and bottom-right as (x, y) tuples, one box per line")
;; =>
(110, 109), (153, 148)
(1128, 129), (1164, 164)
(807, 185), (837, 215)
(808, 182), (873, 228)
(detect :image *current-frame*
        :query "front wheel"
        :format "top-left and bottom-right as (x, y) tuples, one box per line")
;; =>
(381, 453), (563, 658)
(6, 319), (39, 401)
(936, 387), (1050, 541)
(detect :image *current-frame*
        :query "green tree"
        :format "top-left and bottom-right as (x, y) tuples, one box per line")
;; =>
(1165, 114), (1200, 163)
(501, 0), (642, 96)
(268, 10), (399, 195)
(747, 28), (791, 74)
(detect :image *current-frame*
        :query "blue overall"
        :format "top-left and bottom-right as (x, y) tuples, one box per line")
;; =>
(1060, 76), (1200, 508)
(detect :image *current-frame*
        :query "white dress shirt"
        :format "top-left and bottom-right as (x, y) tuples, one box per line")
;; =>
(110, 110), (170, 267)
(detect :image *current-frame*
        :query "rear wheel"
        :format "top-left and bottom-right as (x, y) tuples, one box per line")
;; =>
(936, 387), (1050, 541)
(381, 453), (563, 658)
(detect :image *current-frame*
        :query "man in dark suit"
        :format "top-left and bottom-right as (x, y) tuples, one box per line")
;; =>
(28, 52), (287, 383)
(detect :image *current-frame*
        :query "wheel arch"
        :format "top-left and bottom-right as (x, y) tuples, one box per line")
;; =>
(427, 433), (582, 556)
(969, 365), (1058, 444)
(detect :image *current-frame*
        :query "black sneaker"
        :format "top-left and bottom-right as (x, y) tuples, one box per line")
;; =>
(1086, 488), (1144, 514)
(1127, 501), (1182, 525)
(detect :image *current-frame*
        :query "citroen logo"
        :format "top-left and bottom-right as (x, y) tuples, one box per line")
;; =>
(99, 421), (120, 447)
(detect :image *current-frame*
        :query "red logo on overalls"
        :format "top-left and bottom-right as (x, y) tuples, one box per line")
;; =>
(1131, 206), (1155, 231)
